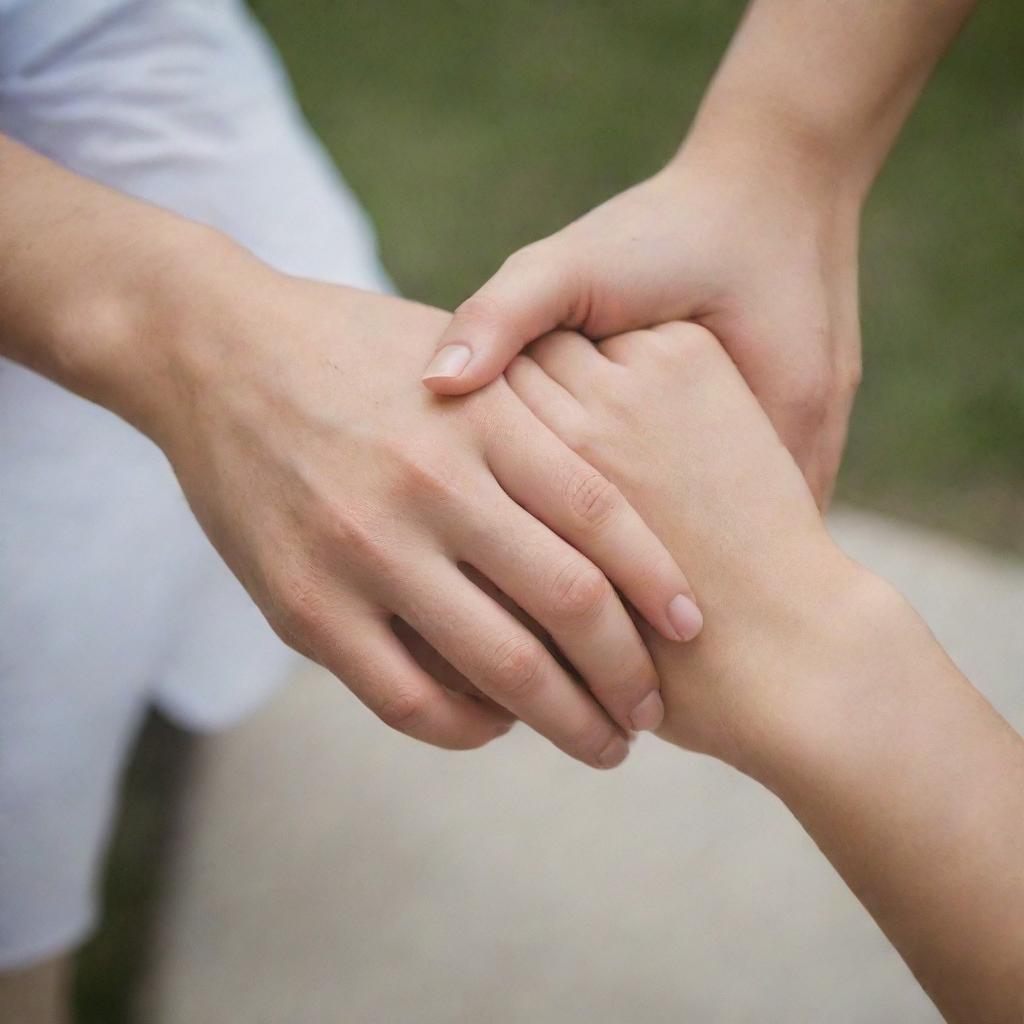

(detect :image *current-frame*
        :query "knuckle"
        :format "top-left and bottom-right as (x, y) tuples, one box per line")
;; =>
(457, 386), (503, 433)
(402, 455), (458, 498)
(638, 329), (681, 365)
(274, 571), (328, 642)
(676, 322), (719, 355)
(487, 635), (545, 699)
(547, 559), (610, 624)
(328, 508), (393, 569)
(375, 686), (431, 734)
(653, 322), (718, 363)
(565, 467), (622, 531)
(387, 445), (464, 506)
(267, 612), (304, 655)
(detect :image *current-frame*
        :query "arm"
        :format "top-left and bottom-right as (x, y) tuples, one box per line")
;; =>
(751, 587), (1024, 1024)
(424, 0), (979, 504)
(506, 325), (1024, 1022)
(0, 133), (707, 764)
(690, 0), (979, 197)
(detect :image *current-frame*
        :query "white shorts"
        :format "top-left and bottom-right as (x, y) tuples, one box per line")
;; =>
(0, 0), (392, 968)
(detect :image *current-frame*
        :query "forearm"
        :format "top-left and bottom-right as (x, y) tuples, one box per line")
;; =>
(505, 319), (1021, 1016)
(777, 608), (1024, 1023)
(681, 0), (978, 201)
(660, 566), (1024, 1022)
(0, 134), (236, 433)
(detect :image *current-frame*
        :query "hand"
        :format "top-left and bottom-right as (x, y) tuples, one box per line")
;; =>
(504, 323), (869, 764)
(129, 247), (704, 766)
(422, 139), (862, 506)
(506, 326), (1024, 1024)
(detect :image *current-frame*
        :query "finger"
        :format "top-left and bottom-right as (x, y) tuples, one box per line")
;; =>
(459, 560), (585, 683)
(421, 242), (580, 395)
(457, 483), (665, 733)
(390, 558), (631, 769)
(593, 329), (647, 366)
(597, 321), (705, 367)
(526, 330), (607, 397)
(319, 609), (513, 750)
(504, 354), (587, 443)
(390, 615), (512, 717)
(486, 409), (703, 644)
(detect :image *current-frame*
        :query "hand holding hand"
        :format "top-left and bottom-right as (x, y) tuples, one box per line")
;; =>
(126, 246), (703, 766)
(424, 139), (862, 506)
(504, 322), (868, 764)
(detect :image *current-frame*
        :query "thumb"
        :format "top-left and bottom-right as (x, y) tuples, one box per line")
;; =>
(422, 243), (580, 395)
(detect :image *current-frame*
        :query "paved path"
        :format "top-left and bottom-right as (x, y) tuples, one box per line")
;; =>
(140, 509), (1024, 1024)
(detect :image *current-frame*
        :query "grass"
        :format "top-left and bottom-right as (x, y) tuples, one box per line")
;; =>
(251, 0), (1023, 552)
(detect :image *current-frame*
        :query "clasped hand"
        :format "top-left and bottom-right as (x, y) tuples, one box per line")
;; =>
(146, 250), (703, 769)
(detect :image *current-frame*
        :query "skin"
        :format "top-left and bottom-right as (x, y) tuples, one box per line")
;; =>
(507, 324), (1024, 1024)
(0, 134), (711, 767)
(0, 956), (70, 1024)
(423, 0), (980, 506)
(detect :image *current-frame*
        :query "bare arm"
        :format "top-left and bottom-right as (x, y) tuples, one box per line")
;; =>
(506, 324), (1024, 1022)
(0, 133), (196, 427)
(691, 0), (980, 195)
(752, 587), (1024, 1023)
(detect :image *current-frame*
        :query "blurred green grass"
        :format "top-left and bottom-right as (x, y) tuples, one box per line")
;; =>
(251, 0), (1023, 552)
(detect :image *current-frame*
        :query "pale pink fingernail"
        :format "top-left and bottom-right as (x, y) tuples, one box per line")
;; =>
(667, 594), (703, 642)
(629, 691), (665, 732)
(422, 343), (472, 381)
(596, 736), (629, 769)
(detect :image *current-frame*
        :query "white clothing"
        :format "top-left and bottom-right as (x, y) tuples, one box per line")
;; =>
(0, 0), (391, 966)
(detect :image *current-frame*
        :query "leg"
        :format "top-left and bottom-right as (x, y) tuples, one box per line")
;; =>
(0, 955), (72, 1024)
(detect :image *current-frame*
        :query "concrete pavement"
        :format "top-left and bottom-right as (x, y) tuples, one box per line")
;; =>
(139, 509), (1024, 1023)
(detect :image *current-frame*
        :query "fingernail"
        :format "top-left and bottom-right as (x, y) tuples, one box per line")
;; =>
(629, 691), (665, 732)
(667, 594), (703, 642)
(422, 343), (472, 382)
(596, 735), (629, 769)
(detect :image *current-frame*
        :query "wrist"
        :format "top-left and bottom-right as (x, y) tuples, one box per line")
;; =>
(40, 210), (250, 441)
(654, 541), (912, 779)
(739, 565), (925, 790)
(672, 87), (875, 216)
(84, 220), (276, 451)
(650, 533), (883, 770)
(660, 115), (864, 294)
